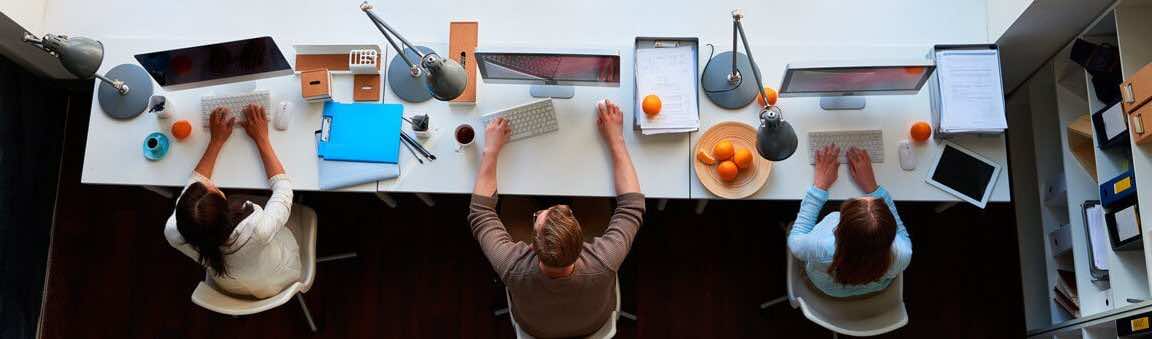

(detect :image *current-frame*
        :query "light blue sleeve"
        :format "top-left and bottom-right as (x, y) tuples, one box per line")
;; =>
(869, 186), (913, 273)
(788, 186), (829, 262)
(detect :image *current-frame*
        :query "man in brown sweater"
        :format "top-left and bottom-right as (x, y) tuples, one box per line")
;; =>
(469, 99), (644, 338)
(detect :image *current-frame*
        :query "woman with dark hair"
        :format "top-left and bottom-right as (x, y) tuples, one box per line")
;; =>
(787, 145), (912, 298)
(163, 104), (298, 299)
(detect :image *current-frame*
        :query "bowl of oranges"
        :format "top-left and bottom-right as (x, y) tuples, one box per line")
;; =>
(694, 121), (773, 199)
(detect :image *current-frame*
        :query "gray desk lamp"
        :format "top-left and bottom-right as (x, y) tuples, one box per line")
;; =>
(23, 33), (153, 119)
(360, 2), (467, 103)
(701, 10), (797, 161)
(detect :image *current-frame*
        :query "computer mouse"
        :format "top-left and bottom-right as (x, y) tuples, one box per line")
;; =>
(898, 140), (915, 171)
(274, 101), (292, 131)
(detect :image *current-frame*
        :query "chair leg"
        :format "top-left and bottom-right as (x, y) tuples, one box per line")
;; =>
(296, 294), (318, 333)
(494, 307), (509, 317)
(375, 192), (398, 208)
(760, 296), (788, 309)
(619, 311), (637, 321)
(415, 193), (436, 207)
(318, 252), (358, 263)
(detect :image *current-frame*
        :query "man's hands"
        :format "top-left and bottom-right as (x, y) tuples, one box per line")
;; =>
(484, 117), (511, 155)
(813, 144), (840, 190)
(847, 147), (879, 193)
(596, 99), (625, 148)
(241, 104), (270, 145)
(209, 107), (235, 147)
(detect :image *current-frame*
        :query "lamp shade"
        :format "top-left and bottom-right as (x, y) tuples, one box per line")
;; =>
(422, 54), (467, 101)
(42, 35), (105, 79)
(755, 106), (798, 161)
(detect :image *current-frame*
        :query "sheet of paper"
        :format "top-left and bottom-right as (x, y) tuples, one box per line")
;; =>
(635, 46), (699, 132)
(936, 49), (1008, 132)
(1102, 104), (1128, 140)
(1086, 204), (1111, 270)
(1114, 205), (1141, 241)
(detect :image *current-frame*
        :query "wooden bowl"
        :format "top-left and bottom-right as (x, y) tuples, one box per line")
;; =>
(694, 121), (773, 199)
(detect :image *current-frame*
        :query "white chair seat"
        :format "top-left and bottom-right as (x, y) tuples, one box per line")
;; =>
(787, 250), (908, 337)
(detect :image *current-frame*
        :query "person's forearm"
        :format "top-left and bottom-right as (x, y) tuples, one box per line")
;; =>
(194, 142), (224, 178)
(255, 140), (286, 178)
(609, 142), (640, 194)
(474, 151), (499, 196)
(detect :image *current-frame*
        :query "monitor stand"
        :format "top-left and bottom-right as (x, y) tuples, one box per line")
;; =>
(820, 97), (866, 110)
(530, 85), (575, 99)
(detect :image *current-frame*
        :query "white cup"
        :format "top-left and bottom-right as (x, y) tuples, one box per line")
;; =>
(454, 124), (475, 152)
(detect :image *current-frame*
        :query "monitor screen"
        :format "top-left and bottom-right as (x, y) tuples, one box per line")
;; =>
(474, 52), (620, 85)
(781, 66), (933, 95)
(135, 37), (291, 87)
(931, 144), (997, 202)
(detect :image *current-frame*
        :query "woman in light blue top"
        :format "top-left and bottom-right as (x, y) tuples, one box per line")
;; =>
(788, 145), (912, 298)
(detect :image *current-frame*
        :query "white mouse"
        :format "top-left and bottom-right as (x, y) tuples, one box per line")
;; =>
(274, 101), (293, 131)
(898, 140), (915, 171)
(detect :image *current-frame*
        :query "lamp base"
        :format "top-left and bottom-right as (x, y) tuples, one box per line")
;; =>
(820, 96), (866, 110)
(98, 64), (153, 119)
(388, 46), (435, 103)
(702, 51), (758, 109)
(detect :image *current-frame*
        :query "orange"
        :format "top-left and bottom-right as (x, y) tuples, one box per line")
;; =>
(696, 148), (716, 165)
(713, 140), (734, 161)
(910, 121), (932, 142)
(732, 147), (753, 170)
(756, 86), (778, 107)
(717, 161), (739, 182)
(642, 95), (662, 117)
(171, 120), (192, 140)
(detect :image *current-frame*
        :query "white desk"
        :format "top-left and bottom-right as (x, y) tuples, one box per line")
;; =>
(53, 0), (1000, 201)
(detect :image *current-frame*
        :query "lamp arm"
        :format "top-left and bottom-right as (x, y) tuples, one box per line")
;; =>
(93, 73), (129, 95)
(361, 3), (425, 70)
(729, 19), (739, 81)
(736, 20), (776, 119)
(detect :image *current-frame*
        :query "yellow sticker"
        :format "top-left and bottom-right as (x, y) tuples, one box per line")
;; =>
(1132, 317), (1149, 331)
(1115, 177), (1133, 193)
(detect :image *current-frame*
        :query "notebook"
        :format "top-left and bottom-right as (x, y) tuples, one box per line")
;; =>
(315, 134), (399, 190)
(317, 101), (402, 163)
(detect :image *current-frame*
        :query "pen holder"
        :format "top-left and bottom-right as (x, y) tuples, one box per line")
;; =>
(147, 95), (173, 119)
(411, 114), (431, 138)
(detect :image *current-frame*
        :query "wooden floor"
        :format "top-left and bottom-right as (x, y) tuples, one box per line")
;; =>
(40, 94), (1027, 338)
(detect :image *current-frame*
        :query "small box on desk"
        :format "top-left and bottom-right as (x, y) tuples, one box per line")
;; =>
(1099, 170), (1142, 251)
(300, 69), (332, 103)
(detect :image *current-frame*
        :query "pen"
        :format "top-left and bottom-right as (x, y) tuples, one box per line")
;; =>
(400, 138), (424, 164)
(400, 132), (436, 160)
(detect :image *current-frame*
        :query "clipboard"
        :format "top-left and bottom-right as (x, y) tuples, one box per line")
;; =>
(927, 44), (1006, 138)
(632, 37), (700, 132)
(316, 101), (403, 164)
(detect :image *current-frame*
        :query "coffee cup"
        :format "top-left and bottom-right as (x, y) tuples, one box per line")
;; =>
(454, 124), (475, 152)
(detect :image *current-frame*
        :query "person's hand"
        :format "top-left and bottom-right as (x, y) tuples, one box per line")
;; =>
(484, 117), (511, 155)
(241, 104), (270, 144)
(596, 99), (625, 146)
(209, 107), (235, 146)
(847, 147), (879, 193)
(813, 144), (840, 191)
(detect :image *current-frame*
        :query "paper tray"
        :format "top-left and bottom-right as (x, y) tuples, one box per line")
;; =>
(632, 37), (700, 133)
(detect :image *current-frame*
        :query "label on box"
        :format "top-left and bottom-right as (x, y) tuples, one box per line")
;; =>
(1115, 177), (1132, 193)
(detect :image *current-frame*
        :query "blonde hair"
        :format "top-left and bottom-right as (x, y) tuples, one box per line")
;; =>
(534, 205), (583, 267)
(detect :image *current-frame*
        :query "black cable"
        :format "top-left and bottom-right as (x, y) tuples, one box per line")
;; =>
(700, 43), (744, 94)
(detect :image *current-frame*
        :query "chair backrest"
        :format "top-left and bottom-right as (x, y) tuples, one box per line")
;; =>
(506, 277), (621, 339)
(786, 250), (908, 337)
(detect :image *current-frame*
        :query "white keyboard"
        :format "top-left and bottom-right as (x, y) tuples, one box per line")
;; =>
(807, 130), (884, 164)
(481, 99), (559, 141)
(200, 91), (271, 127)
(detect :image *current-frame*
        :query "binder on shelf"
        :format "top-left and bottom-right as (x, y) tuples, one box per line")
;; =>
(927, 44), (1007, 137)
(1100, 169), (1136, 208)
(632, 37), (700, 134)
(1091, 103), (1130, 150)
(1081, 200), (1110, 284)
(317, 101), (403, 164)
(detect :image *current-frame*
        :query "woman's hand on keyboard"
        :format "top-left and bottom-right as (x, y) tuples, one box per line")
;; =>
(241, 104), (269, 145)
(208, 107), (235, 147)
(847, 147), (878, 193)
(813, 144), (840, 190)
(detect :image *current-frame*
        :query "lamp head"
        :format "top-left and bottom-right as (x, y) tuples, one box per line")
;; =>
(421, 53), (467, 101)
(755, 106), (798, 161)
(25, 33), (105, 79)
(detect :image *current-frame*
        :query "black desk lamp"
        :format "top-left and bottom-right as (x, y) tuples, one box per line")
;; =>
(701, 10), (797, 161)
(24, 33), (154, 119)
(360, 2), (467, 103)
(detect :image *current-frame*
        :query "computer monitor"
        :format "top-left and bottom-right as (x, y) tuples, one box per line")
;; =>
(473, 48), (620, 99)
(779, 60), (935, 110)
(135, 36), (293, 91)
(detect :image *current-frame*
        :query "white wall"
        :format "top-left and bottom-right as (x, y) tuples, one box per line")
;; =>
(0, 0), (47, 36)
(987, 0), (1034, 41)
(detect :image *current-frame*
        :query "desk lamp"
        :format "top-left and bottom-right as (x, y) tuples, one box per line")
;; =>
(701, 10), (797, 161)
(360, 2), (467, 103)
(23, 33), (153, 119)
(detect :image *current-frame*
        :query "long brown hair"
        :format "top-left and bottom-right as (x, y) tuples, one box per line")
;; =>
(174, 182), (253, 277)
(828, 197), (897, 285)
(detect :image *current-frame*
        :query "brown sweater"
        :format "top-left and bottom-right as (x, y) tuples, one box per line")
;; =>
(469, 193), (645, 338)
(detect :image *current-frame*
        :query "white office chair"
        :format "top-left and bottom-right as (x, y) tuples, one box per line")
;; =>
(761, 250), (908, 337)
(189, 204), (356, 332)
(504, 278), (627, 339)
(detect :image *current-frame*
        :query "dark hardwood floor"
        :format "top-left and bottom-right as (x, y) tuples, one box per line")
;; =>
(40, 91), (1026, 338)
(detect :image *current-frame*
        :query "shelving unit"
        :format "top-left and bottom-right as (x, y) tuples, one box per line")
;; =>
(1010, 1), (1152, 337)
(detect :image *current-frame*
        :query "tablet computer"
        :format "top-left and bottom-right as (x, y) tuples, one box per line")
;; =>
(925, 141), (1002, 208)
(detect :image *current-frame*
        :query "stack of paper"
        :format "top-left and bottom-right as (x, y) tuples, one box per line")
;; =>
(635, 46), (699, 135)
(933, 49), (1008, 134)
(1085, 203), (1110, 272)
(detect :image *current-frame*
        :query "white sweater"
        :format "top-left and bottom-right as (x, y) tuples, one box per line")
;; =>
(164, 172), (301, 299)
